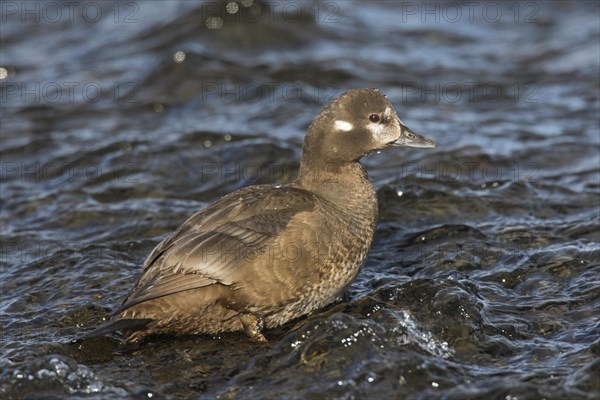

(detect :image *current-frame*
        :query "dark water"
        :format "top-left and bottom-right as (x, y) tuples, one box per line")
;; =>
(1, 1), (599, 398)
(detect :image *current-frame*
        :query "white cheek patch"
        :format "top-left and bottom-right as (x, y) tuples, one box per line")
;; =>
(334, 120), (353, 132)
(367, 123), (385, 138)
(383, 106), (393, 119)
(368, 106), (398, 143)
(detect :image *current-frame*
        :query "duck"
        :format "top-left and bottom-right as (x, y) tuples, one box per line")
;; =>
(88, 88), (436, 342)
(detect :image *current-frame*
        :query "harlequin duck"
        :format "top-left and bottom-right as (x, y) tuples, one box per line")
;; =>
(88, 88), (436, 342)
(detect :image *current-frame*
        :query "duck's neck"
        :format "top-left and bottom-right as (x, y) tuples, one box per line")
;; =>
(297, 161), (378, 218)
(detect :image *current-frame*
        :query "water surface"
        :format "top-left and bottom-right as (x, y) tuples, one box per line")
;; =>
(1, 1), (599, 399)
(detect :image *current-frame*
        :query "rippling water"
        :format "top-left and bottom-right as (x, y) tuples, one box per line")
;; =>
(1, 1), (599, 399)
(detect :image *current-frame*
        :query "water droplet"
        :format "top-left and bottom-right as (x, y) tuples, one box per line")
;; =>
(396, 190), (403, 197)
(432, 381), (439, 388)
(203, 140), (212, 148)
(0, 67), (8, 80)
(226, 2), (239, 14)
(173, 51), (186, 63)
(224, 134), (232, 142)
(206, 16), (224, 29)
(153, 103), (164, 113)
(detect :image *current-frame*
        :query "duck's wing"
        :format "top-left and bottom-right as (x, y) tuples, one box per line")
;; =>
(114, 185), (316, 314)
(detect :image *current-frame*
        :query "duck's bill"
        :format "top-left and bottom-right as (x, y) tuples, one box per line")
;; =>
(392, 124), (436, 148)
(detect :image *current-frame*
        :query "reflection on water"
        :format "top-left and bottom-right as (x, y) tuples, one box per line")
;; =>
(1, 1), (599, 399)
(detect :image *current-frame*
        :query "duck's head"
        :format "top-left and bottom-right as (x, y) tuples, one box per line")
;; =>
(302, 88), (436, 166)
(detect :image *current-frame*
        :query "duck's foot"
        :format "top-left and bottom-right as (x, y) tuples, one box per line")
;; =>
(240, 314), (267, 342)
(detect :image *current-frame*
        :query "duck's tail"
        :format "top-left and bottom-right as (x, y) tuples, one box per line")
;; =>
(81, 318), (153, 340)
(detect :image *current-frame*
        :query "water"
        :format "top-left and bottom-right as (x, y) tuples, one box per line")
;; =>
(1, 1), (599, 398)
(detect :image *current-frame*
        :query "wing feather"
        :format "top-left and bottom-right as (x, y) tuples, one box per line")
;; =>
(116, 185), (316, 314)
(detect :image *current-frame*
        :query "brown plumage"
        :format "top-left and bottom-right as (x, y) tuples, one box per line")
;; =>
(89, 88), (436, 342)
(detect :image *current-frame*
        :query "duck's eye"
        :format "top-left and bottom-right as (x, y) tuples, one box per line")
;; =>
(369, 114), (380, 123)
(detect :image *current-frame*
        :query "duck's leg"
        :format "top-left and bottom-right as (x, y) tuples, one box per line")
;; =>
(239, 314), (267, 342)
